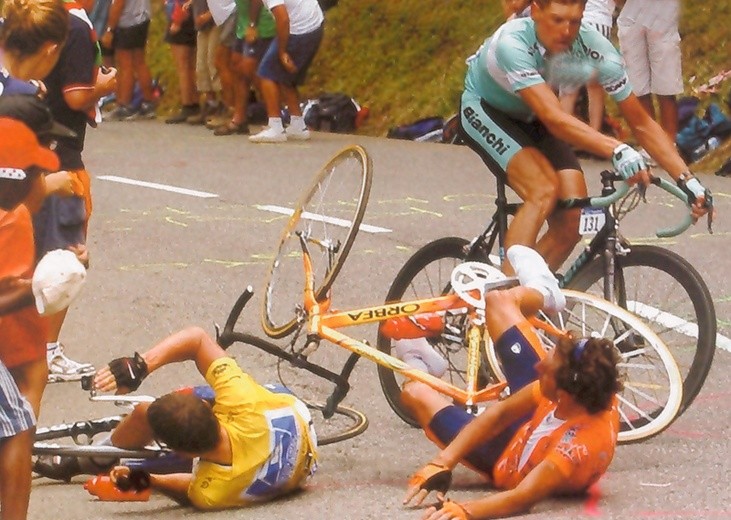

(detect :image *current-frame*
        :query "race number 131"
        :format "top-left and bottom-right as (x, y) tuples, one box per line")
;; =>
(579, 207), (605, 235)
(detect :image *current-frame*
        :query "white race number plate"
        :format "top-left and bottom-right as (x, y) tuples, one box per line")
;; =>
(579, 207), (605, 236)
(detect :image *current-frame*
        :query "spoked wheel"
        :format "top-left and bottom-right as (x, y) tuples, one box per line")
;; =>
(567, 245), (716, 415)
(262, 145), (373, 339)
(305, 402), (369, 446)
(376, 237), (497, 427)
(539, 290), (683, 444)
(33, 417), (166, 459)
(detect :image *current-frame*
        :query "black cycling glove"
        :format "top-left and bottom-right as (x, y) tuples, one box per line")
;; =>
(115, 469), (151, 492)
(108, 352), (148, 391)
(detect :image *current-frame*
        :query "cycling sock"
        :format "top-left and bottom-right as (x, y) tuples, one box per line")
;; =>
(506, 245), (565, 312)
(288, 115), (306, 131)
(268, 117), (284, 132)
(393, 338), (448, 377)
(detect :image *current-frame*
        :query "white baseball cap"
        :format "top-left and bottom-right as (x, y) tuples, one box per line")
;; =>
(32, 249), (86, 316)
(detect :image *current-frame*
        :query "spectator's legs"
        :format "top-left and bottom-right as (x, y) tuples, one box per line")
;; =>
(657, 94), (679, 141)
(0, 429), (33, 520)
(214, 44), (234, 113)
(170, 43), (198, 106)
(9, 360), (47, 418)
(586, 80), (605, 132)
(114, 48), (135, 105)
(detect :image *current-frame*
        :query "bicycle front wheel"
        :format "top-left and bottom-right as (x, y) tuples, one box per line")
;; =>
(567, 245), (716, 414)
(376, 237), (495, 427)
(262, 145), (372, 338)
(543, 290), (683, 444)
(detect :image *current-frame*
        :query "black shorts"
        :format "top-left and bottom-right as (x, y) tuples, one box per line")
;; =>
(114, 20), (150, 50)
(165, 16), (196, 46)
(458, 94), (581, 182)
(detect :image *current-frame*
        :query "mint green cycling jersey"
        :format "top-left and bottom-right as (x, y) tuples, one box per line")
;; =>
(465, 17), (632, 122)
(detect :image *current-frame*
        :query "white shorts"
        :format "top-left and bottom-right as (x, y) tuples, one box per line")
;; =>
(617, 22), (683, 96)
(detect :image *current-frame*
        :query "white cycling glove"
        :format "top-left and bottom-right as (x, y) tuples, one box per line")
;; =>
(684, 177), (706, 199)
(611, 144), (647, 180)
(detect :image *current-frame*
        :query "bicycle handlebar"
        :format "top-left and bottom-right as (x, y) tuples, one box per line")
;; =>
(560, 170), (697, 239)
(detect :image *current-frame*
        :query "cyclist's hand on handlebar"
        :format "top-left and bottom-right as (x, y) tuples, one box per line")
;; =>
(677, 174), (715, 226)
(612, 144), (650, 186)
(94, 352), (148, 393)
(404, 462), (453, 507)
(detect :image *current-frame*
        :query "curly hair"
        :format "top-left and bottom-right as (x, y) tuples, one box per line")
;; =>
(554, 334), (623, 414)
(147, 392), (220, 453)
(0, 0), (68, 59)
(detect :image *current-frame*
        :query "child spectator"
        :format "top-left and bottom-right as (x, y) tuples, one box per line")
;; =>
(39, 0), (118, 382)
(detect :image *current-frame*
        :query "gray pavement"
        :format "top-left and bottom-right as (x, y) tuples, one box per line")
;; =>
(31, 121), (731, 519)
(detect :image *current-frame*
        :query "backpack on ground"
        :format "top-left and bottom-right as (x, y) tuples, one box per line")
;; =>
(303, 93), (359, 133)
(387, 117), (445, 142)
(676, 99), (731, 162)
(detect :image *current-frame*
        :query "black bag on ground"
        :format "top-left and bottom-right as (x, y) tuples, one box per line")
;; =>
(304, 93), (358, 133)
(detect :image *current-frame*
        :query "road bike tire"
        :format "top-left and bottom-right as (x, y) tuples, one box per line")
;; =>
(305, 402), (369, 446)
(376, 237), (494, 427)
(262, 145), (373, 339)
(567, 245), (716, 415)
(547, 290), (683, 443)
(34, 417), (166, 459)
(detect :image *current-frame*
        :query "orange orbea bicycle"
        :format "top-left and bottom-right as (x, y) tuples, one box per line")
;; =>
(217, 145), (683, 444)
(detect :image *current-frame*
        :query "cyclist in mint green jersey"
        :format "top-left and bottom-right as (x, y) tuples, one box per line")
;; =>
(459, 0), (711, 273)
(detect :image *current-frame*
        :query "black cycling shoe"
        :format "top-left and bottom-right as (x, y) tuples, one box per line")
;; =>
(33, 455), (83, 482)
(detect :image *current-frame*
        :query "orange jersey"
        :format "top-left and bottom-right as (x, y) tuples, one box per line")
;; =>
(0, 206), (47, 367)
(493, 382), (619, 493)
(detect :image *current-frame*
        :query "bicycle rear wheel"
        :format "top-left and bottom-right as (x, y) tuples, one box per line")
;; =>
(262, 145), (372, 339)
(376, 237), (495, 427)
(540, 290), (683, 443)
(567, 245), (716, 415)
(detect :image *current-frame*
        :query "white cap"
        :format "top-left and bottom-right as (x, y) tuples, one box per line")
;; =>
(32, 249), (86, 316)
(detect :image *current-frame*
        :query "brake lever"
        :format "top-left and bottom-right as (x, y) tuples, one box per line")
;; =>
(704, 188), (714, 234)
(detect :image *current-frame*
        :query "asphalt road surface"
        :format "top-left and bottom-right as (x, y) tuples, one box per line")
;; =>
(30, 121), (731, 520)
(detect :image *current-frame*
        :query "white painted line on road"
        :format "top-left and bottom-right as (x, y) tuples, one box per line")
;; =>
(630, 301), (731, 352)
(98, 175), (218, 199)
(256, 204), (392, 234)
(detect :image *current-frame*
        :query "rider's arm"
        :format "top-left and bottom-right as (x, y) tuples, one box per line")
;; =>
(455, 459), (566, 519)
(519, 83), (621, 159)
(149, 473), (193, 506)
(141, 326), (227, 378)
(431, 384), (538, 470)
(617, 94), (688, 179)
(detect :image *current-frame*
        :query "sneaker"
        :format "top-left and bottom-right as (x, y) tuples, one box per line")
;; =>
(286, 126), (311, 141)
(165, 104), (200, 125)
(393, 338), (448, 377)
(128, 101), (156, 120)
(506, 245), (565, 312)
(105, 105), (137, 121)
(47, 344), (94, 383)
(249, 126), (287, 143)
(33, 455), (82, 482)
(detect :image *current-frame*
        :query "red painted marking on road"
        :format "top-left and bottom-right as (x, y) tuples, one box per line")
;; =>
(582, 480), (603, 516)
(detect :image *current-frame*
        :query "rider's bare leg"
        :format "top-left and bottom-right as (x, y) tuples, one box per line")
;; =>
(533, 169), (586, 271)
(503, 148), (561, 274)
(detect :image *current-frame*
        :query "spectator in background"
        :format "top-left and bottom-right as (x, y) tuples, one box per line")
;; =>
(248, 0), (324, 143)
(102, 0), (157, 120)
(38, 0), (118, 382)
(89, 0), (116, 68)
(502, 0), (531, 19)
(186, 0), (222, 125)
(560, 0), (616, 138)
(617, 0), (682, 146)
(205, 0), (238, 129)
(213, 0), (274, 135)
(164, 0), (201, 124)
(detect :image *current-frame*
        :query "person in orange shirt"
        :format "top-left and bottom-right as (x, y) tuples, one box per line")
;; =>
(401, 245), (622, 520)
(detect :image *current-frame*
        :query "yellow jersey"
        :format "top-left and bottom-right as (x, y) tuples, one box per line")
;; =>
(187, 358), (317, 509)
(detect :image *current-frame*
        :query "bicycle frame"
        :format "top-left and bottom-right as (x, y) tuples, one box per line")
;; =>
(298, 233), (565, 408)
